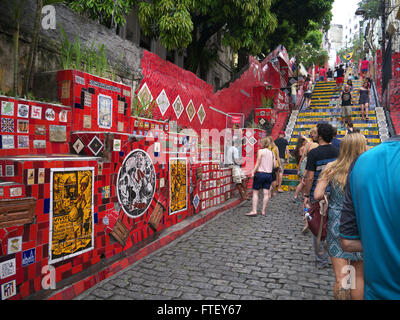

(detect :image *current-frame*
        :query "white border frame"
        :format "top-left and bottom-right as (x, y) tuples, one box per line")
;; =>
(169, 157), (188, 215)
(138, 82), (153, 107)
(186, 99), (196, 122)
(116, 149), (156, 219)
(87, 136), (104, 156)
(156, 89), (170, 116)
(97, 93), (113, 129)
(49, 167), (95, 265)
(172, 95), (184, 119)
(197, 104), (206, 124)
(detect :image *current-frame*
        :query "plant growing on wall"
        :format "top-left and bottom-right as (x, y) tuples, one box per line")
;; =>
(59, 27), (113, 79)
(261, 96), (274, 108)
(131, 94), (156, 119)
(59, 25), (74, 69)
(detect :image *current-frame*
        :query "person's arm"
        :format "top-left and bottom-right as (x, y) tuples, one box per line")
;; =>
(275, 148), (282, 169)
(233, 147), (242, 166)
(314, 174), (328, 201)
(341, 239), (363, 252)
(285, 145), (290, 163)
(337, 92), (342, 107)
(252, 150), (262, 176)
(340, 158), (363, 252)
(303, 150), (316, 207)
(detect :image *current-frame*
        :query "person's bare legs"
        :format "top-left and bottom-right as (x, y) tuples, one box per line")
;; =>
(350, 260), (364, 300)
(365, 103), (369, 120)
(331, 257), (350, 300)
(241, 178), (249, 199)
(271, 180), (277, 197)
(361, 104), (365, 120)
(246, 190), (258, 216)
(237, 184), (245, 199)
(261, 189), (270, 215)
(294, 179), (305, 199)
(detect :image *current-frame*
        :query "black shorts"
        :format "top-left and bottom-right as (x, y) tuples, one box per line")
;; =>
(252, 172), (273, 190)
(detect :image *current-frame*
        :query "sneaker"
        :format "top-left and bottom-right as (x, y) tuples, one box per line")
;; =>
(292, 197), (301, 203)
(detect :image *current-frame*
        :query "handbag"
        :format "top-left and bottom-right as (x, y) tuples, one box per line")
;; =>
(307, 194), (329, 255)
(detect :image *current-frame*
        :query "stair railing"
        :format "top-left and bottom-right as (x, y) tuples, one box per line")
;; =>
(372, 81), (395, 138)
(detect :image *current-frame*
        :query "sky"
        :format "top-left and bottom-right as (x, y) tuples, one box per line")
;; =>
(331, 0), (360, 26)
(328, 0), (361, 66)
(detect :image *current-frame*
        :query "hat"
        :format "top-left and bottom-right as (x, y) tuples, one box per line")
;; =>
(279, 131), (285, 135)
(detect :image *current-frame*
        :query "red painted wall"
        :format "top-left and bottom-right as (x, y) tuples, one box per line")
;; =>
(139, 50), (289, 134)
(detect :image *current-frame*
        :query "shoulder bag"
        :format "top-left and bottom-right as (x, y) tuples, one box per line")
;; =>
(308, 194), (329, 255)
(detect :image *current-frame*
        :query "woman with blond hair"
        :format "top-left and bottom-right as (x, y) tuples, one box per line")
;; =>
(246, 137), (276, 216)
(265, 136), (280, 197)
(314, 133), (367, 300)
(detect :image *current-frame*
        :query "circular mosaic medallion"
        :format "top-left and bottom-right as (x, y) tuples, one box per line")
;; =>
(116, 149), (156, 218)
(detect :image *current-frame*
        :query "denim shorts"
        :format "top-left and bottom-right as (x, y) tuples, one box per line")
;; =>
(252, 172), (273, 190)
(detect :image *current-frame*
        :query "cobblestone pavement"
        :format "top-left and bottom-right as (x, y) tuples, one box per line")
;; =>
(75, 191), (335, 300)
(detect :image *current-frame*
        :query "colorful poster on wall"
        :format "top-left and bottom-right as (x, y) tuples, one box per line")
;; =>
(49, 167), (94, 264)
(116, 149), (156, 218)
(169, 158), (187, 215)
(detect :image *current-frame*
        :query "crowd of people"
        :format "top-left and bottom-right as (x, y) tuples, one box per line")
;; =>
(240, 59), (400, 300)
(245, 122), (400, 300)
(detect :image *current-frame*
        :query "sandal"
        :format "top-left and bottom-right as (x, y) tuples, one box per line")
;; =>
(246, 212), (257, 216)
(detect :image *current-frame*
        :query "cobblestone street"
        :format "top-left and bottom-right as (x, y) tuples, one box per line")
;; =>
(75, 191), (335, 300)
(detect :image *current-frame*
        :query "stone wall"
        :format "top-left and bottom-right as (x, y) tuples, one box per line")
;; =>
(0, 0), (143, 95)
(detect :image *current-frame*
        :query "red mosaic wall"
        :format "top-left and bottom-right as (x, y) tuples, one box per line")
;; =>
(0, 47), (291, 300)
(376, 50), (400, 134)
(139, 50), (289, 134)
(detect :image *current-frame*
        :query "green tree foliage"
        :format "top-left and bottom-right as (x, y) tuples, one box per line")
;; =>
(264, 0), (334, 53)
(358, 0), (380, 20)
(289, 20), (327, 71)
(357, 0), (380, 54)
(137, 0), (277, 74)
(66, 0), (135, 29)
(292, 44), (328, 70)
(65, 0), (334, 78)
(137, 0), (193, 51)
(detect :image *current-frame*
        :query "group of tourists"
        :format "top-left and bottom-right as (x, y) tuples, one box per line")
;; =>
(232, 132), (289, 217)
(243, 121), (400, 300)
(233, 56), (400, 300)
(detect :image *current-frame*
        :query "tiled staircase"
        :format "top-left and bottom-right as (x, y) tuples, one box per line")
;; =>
(281, 79), (382, 191)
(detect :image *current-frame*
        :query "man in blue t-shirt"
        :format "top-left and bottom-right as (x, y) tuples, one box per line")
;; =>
(340, 135), (400, 299)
